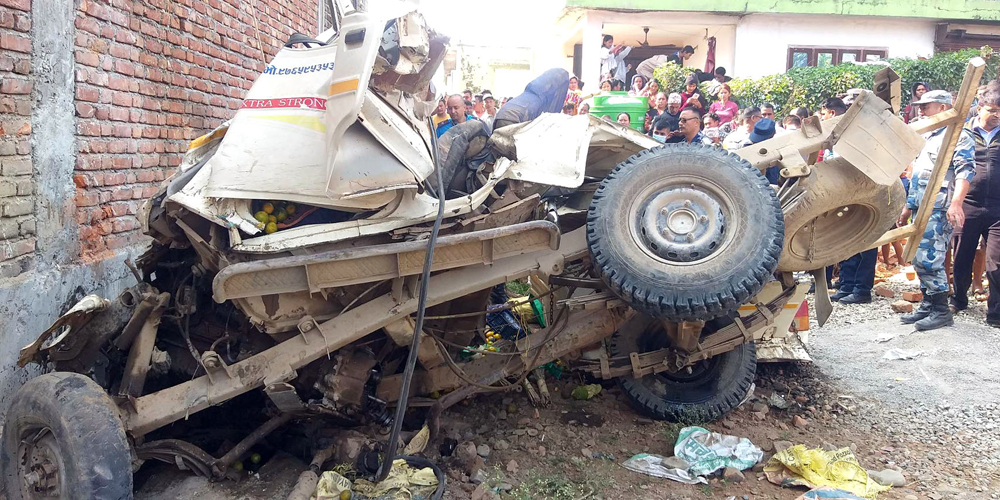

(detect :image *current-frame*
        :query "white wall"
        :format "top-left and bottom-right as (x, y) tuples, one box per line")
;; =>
(734, 14), (937, 78)
(572, 10), (739, 90)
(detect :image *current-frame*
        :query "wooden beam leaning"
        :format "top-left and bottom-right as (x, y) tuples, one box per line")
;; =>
(900, 57), (985, 263)
(867, 58), (985, 257)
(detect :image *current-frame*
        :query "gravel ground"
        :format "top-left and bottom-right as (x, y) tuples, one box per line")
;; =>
(806, 265), (1000, 498)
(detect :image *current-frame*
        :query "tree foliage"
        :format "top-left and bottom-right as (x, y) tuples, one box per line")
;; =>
(653, 47), (998, 118)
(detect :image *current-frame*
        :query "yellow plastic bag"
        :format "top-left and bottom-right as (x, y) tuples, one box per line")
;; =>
(351, 458), (439, 500)
(315, 471), (352, 500)
(764, 445), (890, 500)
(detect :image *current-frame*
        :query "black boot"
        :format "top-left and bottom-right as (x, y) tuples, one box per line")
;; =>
(915, 292), (954, 331)
(830, 288), (852, 302)
(901, 300), (930, 324)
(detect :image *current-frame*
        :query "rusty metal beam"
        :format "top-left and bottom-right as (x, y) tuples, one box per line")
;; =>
(123, 229), (586, 437)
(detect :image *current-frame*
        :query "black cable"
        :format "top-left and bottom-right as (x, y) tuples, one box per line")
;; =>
(375, 117), (447, 483)
(397, 455), (446, 500)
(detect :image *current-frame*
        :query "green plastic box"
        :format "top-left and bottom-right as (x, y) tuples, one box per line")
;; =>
(587, 92), (648, 131)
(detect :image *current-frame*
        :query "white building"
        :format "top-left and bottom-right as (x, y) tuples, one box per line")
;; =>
(553, 0), (1000, 89)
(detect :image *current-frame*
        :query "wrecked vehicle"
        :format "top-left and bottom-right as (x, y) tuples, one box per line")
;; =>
(2, 0), (985, 496)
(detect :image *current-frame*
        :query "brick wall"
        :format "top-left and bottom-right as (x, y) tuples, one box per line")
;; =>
(71, 0), (318, 260)
(0, 0), (34, 278)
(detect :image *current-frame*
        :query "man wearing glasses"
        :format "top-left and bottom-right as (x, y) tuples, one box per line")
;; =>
(951, 85), (1000, 326)
(674, 108), (712, 145)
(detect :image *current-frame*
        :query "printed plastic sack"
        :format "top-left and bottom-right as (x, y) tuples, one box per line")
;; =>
(621, 453), (707, 485)
(674, 426), (764, 476)
(764, 445), (890, 499)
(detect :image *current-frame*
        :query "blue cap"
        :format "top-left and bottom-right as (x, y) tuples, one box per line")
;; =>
(749, 118), (776, 143)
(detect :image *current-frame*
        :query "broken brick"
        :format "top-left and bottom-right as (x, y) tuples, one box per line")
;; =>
(891, 300), (914, 314)
(873, 286), (895, 298)
(901, 291), (923, 303)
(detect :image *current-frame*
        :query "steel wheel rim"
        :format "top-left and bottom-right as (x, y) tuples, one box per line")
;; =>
(628, 174), (736, 266)
(18, 427), (64, 499)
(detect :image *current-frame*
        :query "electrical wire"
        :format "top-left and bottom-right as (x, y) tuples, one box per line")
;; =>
(375, 119), (447, 483)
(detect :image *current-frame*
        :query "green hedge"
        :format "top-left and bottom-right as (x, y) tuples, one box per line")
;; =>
(652, 47), (998, 118)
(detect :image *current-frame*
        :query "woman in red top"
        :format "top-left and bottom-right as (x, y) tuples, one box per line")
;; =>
(708, 84), (739, 124)
(679, 74), (707, 112)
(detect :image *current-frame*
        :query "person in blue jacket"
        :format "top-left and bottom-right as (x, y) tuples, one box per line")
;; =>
(436, 95), (476, 137)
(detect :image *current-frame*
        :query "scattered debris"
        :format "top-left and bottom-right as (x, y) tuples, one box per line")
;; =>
(882, 348), (923, 361)
(873, 286), (895, 298)
(901, 291), (923, 302)
(867, 469), (906, 487)
(674, 426), (764, 476)
(723, 466), (746, 483)
(768, 392), (790, 409)
(890, 300), (914, 313)
(621, 453), (708, 485)
(794, 487), (867, 500)
(793, 415), (809, 428)
(571, 384), (603, 400)
(314, 471), (352, 500)
(505, 459), (519, 474)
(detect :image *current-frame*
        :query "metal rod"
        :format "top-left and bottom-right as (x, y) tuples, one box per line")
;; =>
(216, 413), (294, 469)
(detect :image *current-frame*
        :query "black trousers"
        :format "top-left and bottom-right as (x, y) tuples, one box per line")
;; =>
(952, 206), (1000, 321)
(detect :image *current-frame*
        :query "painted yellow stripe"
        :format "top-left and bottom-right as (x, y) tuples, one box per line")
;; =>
(328, 78), (359, 96)
(252, 115), (327, 133)
(188, 128), (227, 150)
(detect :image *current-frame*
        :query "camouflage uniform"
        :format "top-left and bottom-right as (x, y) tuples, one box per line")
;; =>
(912, 211), (953, 293)
(907, 127), (977, 294)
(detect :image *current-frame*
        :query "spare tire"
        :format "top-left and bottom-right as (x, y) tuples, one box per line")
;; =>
(610, 314), (756, 422)
(587, 144), (783, 322)
(777, 157), (906, 272)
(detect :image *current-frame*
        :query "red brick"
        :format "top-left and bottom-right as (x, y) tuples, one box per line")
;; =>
(1, 79), (31, 95)
(891, 300), (914, 314)
(75, 103), (96, 118)
(75, 50), (100, 67)
(0, 0), (31, 12)
(76, 86), (100, 102)
(901, 291), (923, 303)
(0, 33), (29, 53)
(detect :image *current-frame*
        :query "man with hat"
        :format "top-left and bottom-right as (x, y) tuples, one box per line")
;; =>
(897, 89), (977, 330)
(748, 118), (779, 182)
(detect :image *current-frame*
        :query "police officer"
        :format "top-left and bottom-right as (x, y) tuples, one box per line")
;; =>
(898, 90), (977, 331)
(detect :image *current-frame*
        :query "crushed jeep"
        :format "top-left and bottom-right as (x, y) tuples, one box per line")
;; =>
(2, 2), (985, 498)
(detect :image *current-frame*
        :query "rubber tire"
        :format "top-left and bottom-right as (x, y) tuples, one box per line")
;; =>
(778, 157), (906, 272)
(2, 372), (132, 500)
(609, 315), (756, 423)
(587, 144), (784, 322)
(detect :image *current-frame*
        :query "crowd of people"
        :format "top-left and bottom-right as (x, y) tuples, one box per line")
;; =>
(431, 90), (513, 137)
(566, 34), (1000, 331)
(429, 41), (1000, 332)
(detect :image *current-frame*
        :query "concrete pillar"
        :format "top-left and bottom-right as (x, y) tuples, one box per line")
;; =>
(32, 0), (78, 265)
(580, 13), (603, 93)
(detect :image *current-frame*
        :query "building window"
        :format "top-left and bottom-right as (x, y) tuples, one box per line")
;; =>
(786, 47), (887, 70)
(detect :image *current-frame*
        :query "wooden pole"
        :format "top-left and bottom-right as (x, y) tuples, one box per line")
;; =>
(895, 58), (985, 263)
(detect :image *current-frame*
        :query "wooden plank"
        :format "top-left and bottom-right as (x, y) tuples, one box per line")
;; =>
(868, 223), (914, 250)
(902, 57), (986, 263)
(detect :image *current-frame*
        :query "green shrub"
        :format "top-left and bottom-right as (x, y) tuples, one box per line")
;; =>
(652, 47), (998, 118)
